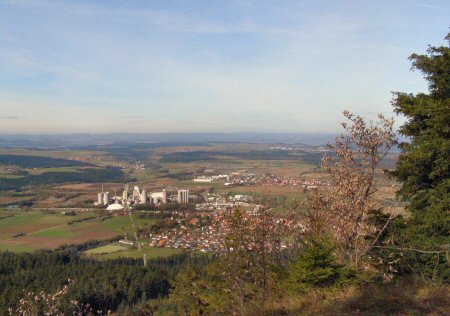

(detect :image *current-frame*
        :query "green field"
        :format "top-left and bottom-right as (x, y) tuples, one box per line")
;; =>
(85, 244), (125, 254)
(26, 167), (80, 175)
(33, 229), (77, 238)
(0, 243), (38, 253)
(0, 211), (157, 253)
(0, 211), (93, 239)
(85, 243), (184, 260)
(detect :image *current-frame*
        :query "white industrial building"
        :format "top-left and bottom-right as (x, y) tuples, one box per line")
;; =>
(96, 185), (110, 206)
(106, 203), (124, 212)
(150, 189), (168, 204)
(96, 184), (193, 208)
(140, 189), (147, 204)
(178, 189), (190, 203)
(193, 177), (214, 183)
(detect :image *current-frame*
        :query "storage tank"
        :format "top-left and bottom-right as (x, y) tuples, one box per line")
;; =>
(178, 189), (190, 203)
(140, 189), (147, 204)
(162, 189), (167, 204)
(103, 192), (109, 205)
(97, 192), (104, 205)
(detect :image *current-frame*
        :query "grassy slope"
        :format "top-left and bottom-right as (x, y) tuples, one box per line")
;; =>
(258, 277), (450, 316)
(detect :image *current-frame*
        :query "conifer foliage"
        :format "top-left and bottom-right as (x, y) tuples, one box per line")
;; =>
(388, 32), (450, 280)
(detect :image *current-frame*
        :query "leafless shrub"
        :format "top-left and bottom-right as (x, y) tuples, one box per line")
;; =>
(306, 111), (397, 268)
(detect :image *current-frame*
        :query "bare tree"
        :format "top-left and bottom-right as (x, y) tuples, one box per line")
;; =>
(9, 280), (110, 316)
(217, 208), (285, 313)
(307, 111), (397, 268)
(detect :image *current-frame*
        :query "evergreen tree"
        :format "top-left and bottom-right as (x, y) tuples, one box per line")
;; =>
(168, 265), (199, 315)
(389, 31), (450, 280)
(287, 239), (340, 293)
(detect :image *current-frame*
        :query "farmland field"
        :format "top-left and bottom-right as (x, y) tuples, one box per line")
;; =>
(26, 167), (81, 175)
(0, 142), (399, 254)
(0, 210), (157, 252)
(0, 211), (93, 239)
(0, 142), (326, 208)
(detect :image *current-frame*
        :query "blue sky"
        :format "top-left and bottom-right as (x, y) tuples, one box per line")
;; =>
(0, 0), (449, 134)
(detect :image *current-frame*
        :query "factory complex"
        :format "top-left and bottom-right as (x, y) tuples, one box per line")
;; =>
(95, 184), (191, 210)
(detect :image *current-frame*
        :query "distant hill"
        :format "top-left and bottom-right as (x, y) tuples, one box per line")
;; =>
(0, 154), (92, 168)
(0, 132), (336, 148)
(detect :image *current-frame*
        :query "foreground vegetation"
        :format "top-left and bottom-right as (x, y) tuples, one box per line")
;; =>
(0, 251), (213, 315)
(151, 34), (449, 315)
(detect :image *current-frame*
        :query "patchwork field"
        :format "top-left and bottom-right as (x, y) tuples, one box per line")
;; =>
(85, 243), (184, 260)
(0, 143), (400, 256)
(0, 142), (326, 208)
(0, 210), (157, 253)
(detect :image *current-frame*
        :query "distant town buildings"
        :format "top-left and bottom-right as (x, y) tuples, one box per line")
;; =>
(145, 209), (304, 253)
(193, 171), (326, 189)
(193, 176), (214, 183)
(95, 166), (326, 212)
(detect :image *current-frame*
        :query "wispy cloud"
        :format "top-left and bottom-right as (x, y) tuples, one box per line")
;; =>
(0, 0), (446, 133)
(0, 115), (19, 120)
(411, 2), (443, 10)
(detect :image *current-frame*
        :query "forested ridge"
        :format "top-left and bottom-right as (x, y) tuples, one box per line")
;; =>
(0, 251), (212, 315)
(0, 167), (126, 191)
(0, 154), (93, 168)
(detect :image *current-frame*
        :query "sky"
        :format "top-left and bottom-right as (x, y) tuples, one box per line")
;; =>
(0, 0), (449, 134)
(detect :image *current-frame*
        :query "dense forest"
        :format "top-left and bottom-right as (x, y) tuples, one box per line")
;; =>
(0, 154), (93, 168)
(0, 154), (127, 190)
(71, 142), (213, 162)
(0, 251), (213, 315)
(0, 167), (126, 191)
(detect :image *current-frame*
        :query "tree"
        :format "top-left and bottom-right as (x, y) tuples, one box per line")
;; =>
(307, 111), (397, 268)
(168, 266), (201, 315)
(170, 209), (285, 315)
(287, 239), (340, 294)
(388, 32), (450, 280)
(219, 208), (275, 313)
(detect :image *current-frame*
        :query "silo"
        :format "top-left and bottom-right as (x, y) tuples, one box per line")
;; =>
(98, 192), (104, 205)
(162, 189), (167, 204)
(140, 189), (147, 204)
(133, 186), (140, 200)
(178, 189), (189, 203)
(103, 192), (109, 205)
